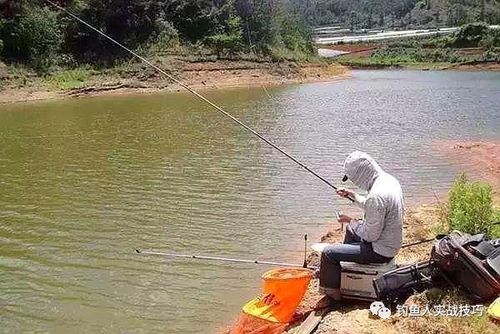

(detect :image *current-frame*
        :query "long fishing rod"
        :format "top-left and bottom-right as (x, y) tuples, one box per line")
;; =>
(46, 0), (353, 201)
(135, 249), (317, 269)
(402, 221), (500, 249)
(401, 234), (446, 249)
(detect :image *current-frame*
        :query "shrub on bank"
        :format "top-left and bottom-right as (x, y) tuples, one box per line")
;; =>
(441, 174), (496, 236)
(370, 47), (464, 64)
(46, 68), (94, 90)
(452, 22), (491, 48)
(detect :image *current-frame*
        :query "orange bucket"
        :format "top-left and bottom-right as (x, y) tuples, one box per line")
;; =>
(242, 268), (313, 323)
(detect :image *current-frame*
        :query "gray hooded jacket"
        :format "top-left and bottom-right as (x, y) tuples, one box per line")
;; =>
(344, 151), (404, 258)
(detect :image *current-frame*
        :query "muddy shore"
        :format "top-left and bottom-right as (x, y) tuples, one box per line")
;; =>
(0, 60), (348, 104)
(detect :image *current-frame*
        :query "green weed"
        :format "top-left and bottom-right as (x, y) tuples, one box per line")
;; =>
(440, 174), (496, 236)
(46, 68), (93, 90)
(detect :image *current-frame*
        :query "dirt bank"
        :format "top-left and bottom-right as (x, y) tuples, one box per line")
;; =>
(0, 60), (348, 104)
(446, 62), (500, 71)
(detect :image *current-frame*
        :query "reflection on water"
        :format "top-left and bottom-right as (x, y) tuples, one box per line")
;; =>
(0, 70), (499, 333)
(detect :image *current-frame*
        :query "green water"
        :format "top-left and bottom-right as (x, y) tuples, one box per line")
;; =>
(1, 70), (499, 333)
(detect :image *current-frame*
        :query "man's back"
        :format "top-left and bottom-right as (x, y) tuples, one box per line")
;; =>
(369, 171), (404, 258)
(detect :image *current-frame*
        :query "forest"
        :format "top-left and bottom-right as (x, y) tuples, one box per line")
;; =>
(297, 0), (500, 28)
(0, 0), (314, 72)
(0, 0), (499, 73)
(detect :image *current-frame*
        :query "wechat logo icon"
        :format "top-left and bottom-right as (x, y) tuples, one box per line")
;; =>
(369, 301), (392, 319)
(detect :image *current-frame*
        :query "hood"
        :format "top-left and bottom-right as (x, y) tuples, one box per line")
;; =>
(343, 151), (383, 191)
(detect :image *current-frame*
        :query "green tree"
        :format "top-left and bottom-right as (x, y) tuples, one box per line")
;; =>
(205, 1), (244, 57)
(452, 22), (490, 47)
(65, 0), (163, 63)
(278, 13), (314, 54)
(0, 1), (62, 72)
(162, 0), (223, 41)
(236, 0), (281, 52)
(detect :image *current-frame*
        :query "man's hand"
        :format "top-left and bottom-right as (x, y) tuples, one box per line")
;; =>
(336, 187), (355, 199)
(337, 214), (352, 224)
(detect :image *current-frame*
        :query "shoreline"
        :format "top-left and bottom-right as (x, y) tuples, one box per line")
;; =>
(317, 43), (500, 71)
(343, 61), (500, 71)
(2, 59), (499, 105)
(0, 60), (349, 105)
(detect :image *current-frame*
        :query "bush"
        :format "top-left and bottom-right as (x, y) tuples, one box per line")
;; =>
(443, 174), (495, 235)
(480, 28), (500, 49)
(278, 15), (314, 55)
(452, 22), (491, 48)
(142, 21), (180, 56)
(205, 5), (244, 57)
(0, 3), (62, 72)
(47, 68), (93, 90)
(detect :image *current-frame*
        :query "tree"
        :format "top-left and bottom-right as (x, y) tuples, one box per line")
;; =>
(236, 0), (280, 51)
(65, 0), (163, 63)
(453, 22), (490, 47)
(0, 1), (62, 72)
(205, 1), (244, 57)
(162, 0), (223, 42)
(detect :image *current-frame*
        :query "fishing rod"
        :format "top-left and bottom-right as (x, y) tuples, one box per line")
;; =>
(135, 249), (317, 270)
(401, 234), (446, 249)
(45, 0), (353, 202)
(137, 233), (315, 269)
(401, 221), (500, 249)
(137, 235), (442, 268)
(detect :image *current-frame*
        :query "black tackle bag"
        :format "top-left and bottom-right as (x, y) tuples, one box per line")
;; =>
(373, 260), (435, 304)
(430, 231), (500, 302)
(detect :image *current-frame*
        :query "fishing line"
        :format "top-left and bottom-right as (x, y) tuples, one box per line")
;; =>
(46, 0), (353, 200)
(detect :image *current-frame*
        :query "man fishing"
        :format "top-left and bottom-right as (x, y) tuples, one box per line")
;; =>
(318, 151), (404, 304)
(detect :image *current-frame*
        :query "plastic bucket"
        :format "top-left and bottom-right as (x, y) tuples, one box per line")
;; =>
(243, 268), (313, 323)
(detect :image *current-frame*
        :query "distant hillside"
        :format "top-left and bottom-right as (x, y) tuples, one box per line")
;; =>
(291, 0), (500, 29)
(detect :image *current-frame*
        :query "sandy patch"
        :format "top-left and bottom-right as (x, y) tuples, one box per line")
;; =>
(433, 140), (500, 201)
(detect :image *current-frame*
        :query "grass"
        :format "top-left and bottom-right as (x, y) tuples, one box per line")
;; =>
(46, 68), (94, 90)
(492, 208), (500, 238)
(268, 46), (317, 62)
(335, 54), (450, 69)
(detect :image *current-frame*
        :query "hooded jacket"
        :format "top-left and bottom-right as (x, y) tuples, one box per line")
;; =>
(343, 151), (404, 258)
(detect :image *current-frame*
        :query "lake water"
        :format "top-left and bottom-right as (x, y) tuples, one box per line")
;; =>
(1, 70), (499, 333)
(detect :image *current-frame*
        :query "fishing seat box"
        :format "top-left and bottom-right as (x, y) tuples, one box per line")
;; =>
(340, 259), (397, 301)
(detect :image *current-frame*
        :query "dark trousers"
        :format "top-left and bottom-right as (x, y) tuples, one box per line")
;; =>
(319, 221), (393, 293)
